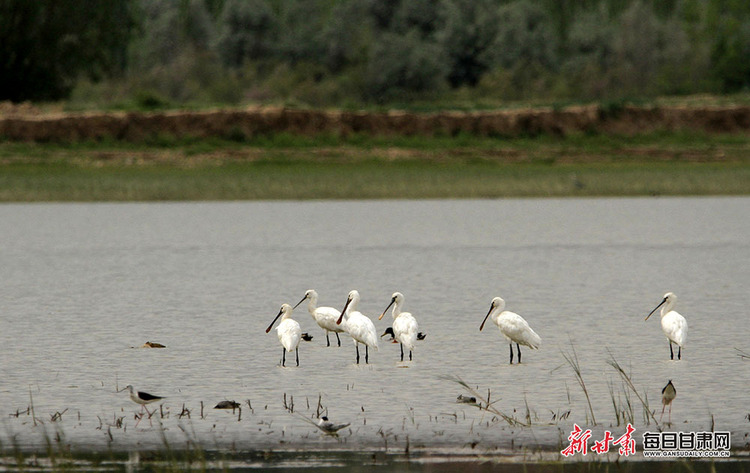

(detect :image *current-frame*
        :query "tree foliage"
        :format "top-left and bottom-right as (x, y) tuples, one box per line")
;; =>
(3, 0), (749, 106)
(0, 0), (132, 101)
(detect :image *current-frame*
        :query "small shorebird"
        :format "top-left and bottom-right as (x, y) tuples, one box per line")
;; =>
(266, 303), (302, 367)
(480, 296), (541, 364)
(456, 394), (478, 405)
(315, 416), (351, 436)
(660, 380), (677, 424)
(296, 413), (350, 436)
(301, 332), (314, 342)
(381, 327), (425, 341)
(125, 385), (164, 426)
(645, 292), (688, 360)
(214, 400), (241, 410)
(379, 292), (419, 362)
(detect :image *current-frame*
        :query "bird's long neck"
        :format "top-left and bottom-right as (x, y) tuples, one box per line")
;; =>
(491, 306), (502, 323)
(661, 299), (674, 317)
(306, 296), (317, 315)
(391, 301), (401, 319)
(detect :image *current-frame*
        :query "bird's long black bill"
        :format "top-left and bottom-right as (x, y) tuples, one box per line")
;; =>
(479, 304), (493, 331)
(337, 298), (351, 325)
(379, 299), (395, 320)
(266, 308), (283, 333)
(645, 298), (667, 321)
(292, 295), (307, 310)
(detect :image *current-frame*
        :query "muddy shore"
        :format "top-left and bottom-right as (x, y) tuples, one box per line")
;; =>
(1, 103), (749, 142)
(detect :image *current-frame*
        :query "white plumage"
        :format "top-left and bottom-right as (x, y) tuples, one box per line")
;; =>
(293, 289), (344, 347)
(480, 296), (541, 364)
(645, 292), (688, 360)
(379, 292), (418, 361)
(266, 303), (301, 367)
(336, 290), (378, 364)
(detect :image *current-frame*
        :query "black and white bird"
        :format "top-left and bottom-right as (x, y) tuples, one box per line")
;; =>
(660, 380), (677, 424)
(381, 327), (426, 341)
(126, 385), (164, 409)
(124, 385), (164, 426)
(315, 416), (351, 435)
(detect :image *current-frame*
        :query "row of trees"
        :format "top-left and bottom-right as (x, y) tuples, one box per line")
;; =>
(2, 0), (749, 106)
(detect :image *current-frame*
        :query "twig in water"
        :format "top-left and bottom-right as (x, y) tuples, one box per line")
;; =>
(50, 409), (68, 422)
(282, 393), (294, 413)
(28, 386), (38, 427)
(735, 347), (750, 360)
(178, 404), (191, 419)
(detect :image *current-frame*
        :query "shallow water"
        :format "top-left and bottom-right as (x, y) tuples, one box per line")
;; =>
(0, 198), (748, 457)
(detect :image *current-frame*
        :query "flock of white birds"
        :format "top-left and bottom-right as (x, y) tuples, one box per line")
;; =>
(123, 290), (687, 430)
(265, 289), (688, 368)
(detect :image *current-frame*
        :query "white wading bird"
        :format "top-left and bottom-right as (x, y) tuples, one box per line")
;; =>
(336, 290), (378, 364)
(293, 289), (344, 347)
(266, 303), (302, 367)
(124, 385), (164, 426)
(660, 379), (676, 424)
(479, 296), (541, 364)
(645, 292), (688, 360)
(379, 292), (418, 362)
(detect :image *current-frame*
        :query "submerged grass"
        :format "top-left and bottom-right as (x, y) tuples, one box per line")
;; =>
(0, 131), (748, 201)
(561, 344), (597, 426)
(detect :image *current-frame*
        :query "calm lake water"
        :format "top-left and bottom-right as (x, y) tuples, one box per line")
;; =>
(1, 198), (748, 460)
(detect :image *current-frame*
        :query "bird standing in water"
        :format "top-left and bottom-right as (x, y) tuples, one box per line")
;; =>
(293, 289), (344, 347)
(660, 380), (676, 424)
(645, 292), (688, 360)
(479, 296), (541, 364)
(336, 290), (378, 364)
(379, 292), (419, 362)
(124, 385), (164, 427)
(266, 303), (302, 367)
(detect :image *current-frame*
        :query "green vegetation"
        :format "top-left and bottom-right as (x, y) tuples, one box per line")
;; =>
(2, 0), (750, 109)
(1, 132), (747, 201)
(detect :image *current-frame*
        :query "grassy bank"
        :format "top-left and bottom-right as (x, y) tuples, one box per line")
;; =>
(1, 132), (748, 201)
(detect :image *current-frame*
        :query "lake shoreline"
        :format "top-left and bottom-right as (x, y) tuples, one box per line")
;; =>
(1, 131), (749, 201)
(2, 103), (750, 142)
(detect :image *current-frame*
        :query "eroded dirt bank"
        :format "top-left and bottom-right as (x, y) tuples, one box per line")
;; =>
(1, 103), (749, 142)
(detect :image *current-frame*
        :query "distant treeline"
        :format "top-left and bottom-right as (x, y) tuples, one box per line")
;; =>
(1, 0), (749, 107)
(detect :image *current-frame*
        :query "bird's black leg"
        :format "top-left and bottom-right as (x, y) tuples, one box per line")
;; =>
(336, 332), (341, 347)
(365, 345), (369, 364)
(356, 344), (360, 364)
(517, 343), (522, 363)
(677, 346), (681, 360)
(326, 333), (331, 347)
(409, 350), (412, 361)
(400, 343), (404, 362)
(509, 343), (514, 364)
(295, 347), (299, 366)
(669, 342), (674, 360)
(282, 349), (286, 367)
